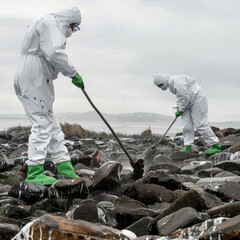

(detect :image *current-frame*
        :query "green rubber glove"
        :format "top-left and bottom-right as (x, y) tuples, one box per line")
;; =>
(72, 72), (84, 89)
(175, 107), (183, 117)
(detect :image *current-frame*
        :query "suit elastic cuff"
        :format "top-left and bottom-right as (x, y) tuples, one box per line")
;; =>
(70, 70), (77, 78)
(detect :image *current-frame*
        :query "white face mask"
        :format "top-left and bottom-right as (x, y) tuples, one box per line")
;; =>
(65, 26), (72, 38)
(161, 85), (168, 91)
(158, 83), (168, 91)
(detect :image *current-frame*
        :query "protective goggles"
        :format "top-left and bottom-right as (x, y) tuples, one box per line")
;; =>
(72, 23), (80, 32)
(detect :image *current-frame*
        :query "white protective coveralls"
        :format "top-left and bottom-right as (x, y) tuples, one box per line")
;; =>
(154, 74), (219, 146)
(14, 7), (81, 166)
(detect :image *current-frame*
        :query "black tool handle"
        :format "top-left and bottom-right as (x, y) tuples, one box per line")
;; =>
(155, 116), (178, 147)
(81, 89), (135, 168)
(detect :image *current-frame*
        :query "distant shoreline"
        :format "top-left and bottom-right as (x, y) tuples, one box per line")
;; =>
(0, 112), (239, 134)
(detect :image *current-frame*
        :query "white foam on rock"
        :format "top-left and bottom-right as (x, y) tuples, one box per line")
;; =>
(121, 229), (137, 239)
(11, 219), (36, 240)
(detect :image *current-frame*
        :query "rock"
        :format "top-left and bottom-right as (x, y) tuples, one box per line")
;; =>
(156, 190), (207, 221)
(131, 183), (175, 205)
(180, 182), (204, 193)
(149, 202), (170, 213)
(196, 176), (240, 188)
(93, 162), (122, 191)
(202, 192), (223, 209)
(108, 152), (121, 160)
(181, 165), (196, 175)
(229, 141), (240, 152)
(142, 147), (155, 162)
(191, 161), (212, 170)
(0, 133), (12, 140)
(214, 171), (238, 177)
(155, 147), (175, 158)
(157, 207), (205, 236)
(11, 136), (20, 142)
(31, 198), (70, 213)
(232, 129), (240, 134)
(2, 126), (240, 239)
(134, 236), (165, 240)
(97, 201), (117, 227)
(77, 169), (95, 178)
(171, 217), (228, 239)
(215, 132), (224, 138)
(170, 152), (192, 161)
(0, 197), (22, 208)
(12, 214), (130, 240)
(206, 181), (240, 201)
(135, 170), (192, 190)
(198, 167), (224, 178)
(99, 151), (111, 164)
(0, 184), (11, 193)
(12, 156), (28, 166)
(0, 216), (19, 225)
(211, 126), (220, 133)
(135, 170), (199, 192)
(1, 172), (25, 186)
(113, 195), (155, 229)
(169, 174), (200, 190)
(152, 154), (172, 164)
(120, 169), (133, 184)
(196, 176), (240, 201)
(81, 138), (95, 145)
(33, 209), (48, 217)
(191, 145), (200, 154)
(216, 129), (232, 137)
(92, 192), (118, 203)
(199, 215), (240, 239)
(74, 161), (90, 170)
(66, 199), (99, 223)
(0, 204), (31, 219)
(48, 177), (92, 198)
(141, 128), (152, 137)
(206, 201), (240, 218)
(181, 161), (212, 175)
(214, 159), (240, 172)
(126, 216), (156, 237)
(8, 181), (47, 202)
(0, 153), (14, 171)
(208, 152), (231, 164)
(148, 163), (180, 174)
(0, 223), (19, 240)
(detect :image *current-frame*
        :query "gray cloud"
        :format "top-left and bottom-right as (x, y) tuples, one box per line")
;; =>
(0, 0), (240, 121)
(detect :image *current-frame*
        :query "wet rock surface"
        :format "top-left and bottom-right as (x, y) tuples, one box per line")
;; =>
(0, 126), (240, 239)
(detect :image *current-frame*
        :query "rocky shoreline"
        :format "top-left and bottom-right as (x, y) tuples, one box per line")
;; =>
(0, 125), (240, 239)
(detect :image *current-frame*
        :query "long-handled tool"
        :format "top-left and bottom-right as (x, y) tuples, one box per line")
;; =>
(81, 89), (144, 179)
(138, 116), (178, 164)
(154, 116), (178, 148)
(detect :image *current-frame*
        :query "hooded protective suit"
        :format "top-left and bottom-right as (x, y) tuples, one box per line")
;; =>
(14, 7), (81, 166)
(154, 73), (219, 146)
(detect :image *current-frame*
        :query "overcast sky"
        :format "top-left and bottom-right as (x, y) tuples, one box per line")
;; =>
(1, 0), (240, 122)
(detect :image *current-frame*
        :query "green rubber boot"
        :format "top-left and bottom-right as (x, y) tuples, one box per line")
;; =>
(25, 165), (57, 185)
(56, 161), (79, 178)
(180, 145), (192, 153)
(204, 143), (221, 155)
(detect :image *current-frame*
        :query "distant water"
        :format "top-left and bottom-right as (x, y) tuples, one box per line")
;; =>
(0, 113), (239, 136)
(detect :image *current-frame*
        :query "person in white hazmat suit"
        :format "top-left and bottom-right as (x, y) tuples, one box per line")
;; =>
(14, 7), (84, 185)
(153, 73), (221, 155)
